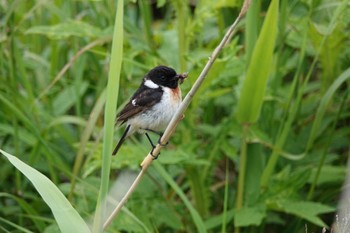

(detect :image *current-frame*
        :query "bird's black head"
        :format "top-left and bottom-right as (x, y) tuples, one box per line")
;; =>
(146, 65), (180, 89)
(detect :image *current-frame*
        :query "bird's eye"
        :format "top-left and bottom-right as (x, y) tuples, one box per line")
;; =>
(160, 75), (166, 80)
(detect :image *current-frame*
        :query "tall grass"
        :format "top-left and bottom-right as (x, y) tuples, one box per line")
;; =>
(92, 0), (123, 232)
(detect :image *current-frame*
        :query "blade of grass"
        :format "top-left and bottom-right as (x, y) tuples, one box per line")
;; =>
(221, 157), (230, 233)
(260, 0), (348, 188)
(173, 0), (189, 71)
(0, 217), (34, 233)
(260, 27), (309, 188)
(0, 150), (90, 233)
(307, 69), (350, 199)
(69, 89), (106, 201)
(234, 1), (278, 232)
(36, 37), (111, 102)
(0, 193), (45, 231)
(138, 0), (155, 51)
(92, 0), (123, 232)
(154, 163), (207, 233)
(236, 0), (279, 124)
(234, 1), (278, 231)
(244, 0), (260, 64)
(305, 68), (350, 152)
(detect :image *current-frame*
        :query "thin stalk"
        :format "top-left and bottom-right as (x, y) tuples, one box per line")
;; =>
(69, 89), (106, 201)
(103, 168), (147, 230)
(245, 0), (260, 64)
(92, 0), (123, 232)
(175, 0), (188, 72)
(138, 0), (154, 51)
(221, 157), (230, 233)
(307, 89), (349, 200)
(235, 124), (248, 233)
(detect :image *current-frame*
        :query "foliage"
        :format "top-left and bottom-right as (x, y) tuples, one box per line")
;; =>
(0, 0), (350, 232)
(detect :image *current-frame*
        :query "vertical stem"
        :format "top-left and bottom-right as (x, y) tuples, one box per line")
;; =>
(307, 92), (348, 200)
(92, 0), (123, 232)
(235, 124), (249, 232)
(174, 0), (188, 71)
(221, 157), (229, 233)
(139, 0), (154, 51)
(245, 0), (260, 64)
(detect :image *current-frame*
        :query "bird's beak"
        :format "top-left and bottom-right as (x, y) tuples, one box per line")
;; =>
(175, 72), (188, 84)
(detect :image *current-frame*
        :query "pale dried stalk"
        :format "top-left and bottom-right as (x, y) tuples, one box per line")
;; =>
(103, 0), (251, 230)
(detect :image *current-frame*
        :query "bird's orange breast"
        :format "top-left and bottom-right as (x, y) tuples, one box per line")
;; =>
(171, 87), (181, 103)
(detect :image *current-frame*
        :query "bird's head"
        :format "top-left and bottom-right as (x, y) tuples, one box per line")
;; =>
(146, 66), (187, 89)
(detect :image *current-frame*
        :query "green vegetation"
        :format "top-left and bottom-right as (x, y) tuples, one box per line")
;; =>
(1, 0), (349, 232)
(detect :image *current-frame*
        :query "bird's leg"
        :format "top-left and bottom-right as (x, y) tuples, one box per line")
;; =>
(145, 132), (156, 148)
(143, 128), (169, 147)
(145, 132), (159, 159)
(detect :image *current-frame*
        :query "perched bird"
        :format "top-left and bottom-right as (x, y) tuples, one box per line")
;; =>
(112, 65), (187, 157)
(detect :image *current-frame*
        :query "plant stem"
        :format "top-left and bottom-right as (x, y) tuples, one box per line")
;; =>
(235, 124), (248, 233)
(221, 157), (230, 233)
(92, 1), (123, 232)
(103, 167), (148, 230)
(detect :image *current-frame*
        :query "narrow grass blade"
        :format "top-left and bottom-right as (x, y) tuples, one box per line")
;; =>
(236, 0), (279, 123)
(306, 67), (350, 152)
(0, 192), (45, 231)
(0, 217), (34, 233)
(0, 149), (90, 233)
(154, 163), (207, 233)
(92, 0), (123, 232)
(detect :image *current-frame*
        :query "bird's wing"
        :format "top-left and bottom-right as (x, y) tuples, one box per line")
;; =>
(116, 85), (163, 124)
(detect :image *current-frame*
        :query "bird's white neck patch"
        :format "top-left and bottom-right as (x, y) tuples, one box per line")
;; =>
(144, 79), (159, 89)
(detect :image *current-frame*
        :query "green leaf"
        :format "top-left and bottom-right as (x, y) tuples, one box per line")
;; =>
(156, 0), (166, 8)
(204, 209), (235, 230)
(306, 67), (350, 151)
(309, 22), (347, 90)
(53, 82), (89, 116)
(308, 165), (346, 185)
(92, 0), (124, 231)
(273, 200), (334, 227)
(236, 0), (279, 123)
(154, 163), (207, 233)
(25, 20), (106, 39)
(0, 149), (90, 233)
(234, 205), (266, 227)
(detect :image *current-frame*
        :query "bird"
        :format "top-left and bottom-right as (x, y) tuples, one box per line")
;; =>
(112, 65), (188, 157)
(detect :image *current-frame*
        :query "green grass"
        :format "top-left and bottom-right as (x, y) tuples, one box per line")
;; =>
(1, 0), (350, 232)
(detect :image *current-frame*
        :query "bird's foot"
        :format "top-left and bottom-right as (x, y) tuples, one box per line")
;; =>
(158, 137), (169, 147)
(150, 147), (159, 160)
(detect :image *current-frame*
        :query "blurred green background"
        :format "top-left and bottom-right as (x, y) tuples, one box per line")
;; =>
(0, 0), (350, 232)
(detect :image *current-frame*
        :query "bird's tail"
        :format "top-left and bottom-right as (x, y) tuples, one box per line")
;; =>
(112, 124), (131, 156)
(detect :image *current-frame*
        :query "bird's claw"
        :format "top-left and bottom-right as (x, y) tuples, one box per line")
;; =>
(158, 138), (169, 147)
(150, 147), (159, 160)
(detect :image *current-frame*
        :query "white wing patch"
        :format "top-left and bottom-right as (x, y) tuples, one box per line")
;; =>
(144, 79), (159, 89)
(132, 99), (137, 106)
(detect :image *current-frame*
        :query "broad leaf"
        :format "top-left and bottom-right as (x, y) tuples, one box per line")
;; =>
(272, 200), (334, 227)
(0, 149), (90, 233)
(234, 205), (266, 227)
